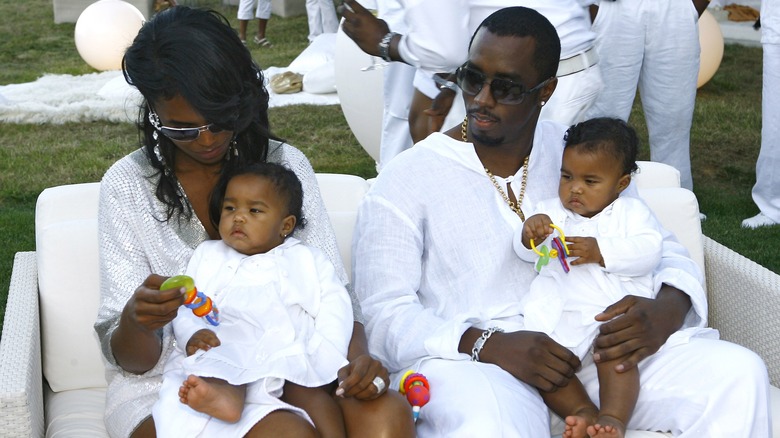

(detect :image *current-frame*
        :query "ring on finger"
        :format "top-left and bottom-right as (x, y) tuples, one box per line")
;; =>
(372, 376), (386, 393)
(342, 2), (355, 13)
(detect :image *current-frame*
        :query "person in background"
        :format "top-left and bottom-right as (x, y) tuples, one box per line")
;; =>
(743, 0), (780, 229)
(305, 0), (339, 43)
(238, 0), (273, 46)
(585, 0), (711, 192)
(340, 0), (602, 146)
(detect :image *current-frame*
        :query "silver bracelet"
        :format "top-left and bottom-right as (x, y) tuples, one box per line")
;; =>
(433, 74), (458, 93)
(471, 327), (503, 362)
(378, 32), (397, 62)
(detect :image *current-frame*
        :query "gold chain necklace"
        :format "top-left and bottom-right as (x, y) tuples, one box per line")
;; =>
(462, 117), (528, 222)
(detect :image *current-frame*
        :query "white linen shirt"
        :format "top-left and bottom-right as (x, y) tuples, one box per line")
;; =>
(352, 121), (707, 373)
(397, 0), (596, 75)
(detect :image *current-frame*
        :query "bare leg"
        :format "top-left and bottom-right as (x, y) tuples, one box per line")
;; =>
(585, 357), (637, 438)
(179, 374), (246, 423)
(256, 18), (268, 40)
(129, 416), (156, 438)
(282, 381), (346, 438)
(238, 20), (248, 42)
(540, 376), (598, 438)
(244, 410), (318, 438)
(337, 390), (415, 438)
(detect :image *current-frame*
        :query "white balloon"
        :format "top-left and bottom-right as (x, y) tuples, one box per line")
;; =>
(698, 10), (725, 88)
(75, 0), (145, 71)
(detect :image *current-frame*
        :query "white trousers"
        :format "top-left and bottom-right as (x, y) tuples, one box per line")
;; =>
(587, 0), (699, 190)
(378, 62), (416, 171)
(401, 337), (770, 437)
(237, 0), (271, 20)
(305, 0), (339, 42)
(751, 43), (780, 222)
(541, 61), (603, 128)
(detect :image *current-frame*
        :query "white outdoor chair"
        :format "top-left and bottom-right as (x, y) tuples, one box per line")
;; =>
(2, 166), (779, 437)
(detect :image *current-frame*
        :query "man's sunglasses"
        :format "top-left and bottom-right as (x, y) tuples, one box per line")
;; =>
(147, 108), (227, 142)
(456, 65), (552, 105)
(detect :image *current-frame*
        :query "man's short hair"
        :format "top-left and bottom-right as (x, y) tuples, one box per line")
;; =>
(470, 7), (561, 81)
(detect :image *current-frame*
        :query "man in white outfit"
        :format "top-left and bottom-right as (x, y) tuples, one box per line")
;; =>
(341, 0), (602, 165)
(305, 0), (339, 43)
(585, 0), (709, 191)
(743, 0), (780, 229)
(352, 7), (771, 437)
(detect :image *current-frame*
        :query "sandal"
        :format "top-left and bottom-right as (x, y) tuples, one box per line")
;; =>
(253, 36), (272, 47)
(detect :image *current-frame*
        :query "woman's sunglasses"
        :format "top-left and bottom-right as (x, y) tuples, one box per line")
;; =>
(456, 65), (552, 105)
(147, 108), (227, 142)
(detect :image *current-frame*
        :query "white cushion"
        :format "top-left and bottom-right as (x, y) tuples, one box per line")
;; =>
(45, 386), (108, 437)
(36, 183), (106, 392)
(634, 161), (682, 189)
(638, 187), (705, 277)
(315, 173), (370, 279)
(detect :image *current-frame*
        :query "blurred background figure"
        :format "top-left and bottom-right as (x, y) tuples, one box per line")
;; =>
(341, 0), (602, 168)
(238, 0), (273, 46)
(743, 0), (780, 229)
(305, 0), (339, 43)
(585, 0), (710, 191)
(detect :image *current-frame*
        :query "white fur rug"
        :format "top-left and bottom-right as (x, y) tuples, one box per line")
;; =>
(0, 67), (339, 125)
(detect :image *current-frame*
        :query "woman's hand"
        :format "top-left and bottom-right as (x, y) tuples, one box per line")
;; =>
(186, 329), (221, 356)
(592, 286), (691, 372)
(126, 274), (185, 331)
(111, 274), (185, 374)
(335, 354), (390, 400)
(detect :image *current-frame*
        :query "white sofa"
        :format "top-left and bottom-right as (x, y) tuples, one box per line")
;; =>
(2, 166), (780, 437)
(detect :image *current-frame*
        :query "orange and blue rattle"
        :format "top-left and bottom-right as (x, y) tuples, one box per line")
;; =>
(399, 370), (430, 422)
(161, 275), (220, 326)
(529, 224), (571, 273)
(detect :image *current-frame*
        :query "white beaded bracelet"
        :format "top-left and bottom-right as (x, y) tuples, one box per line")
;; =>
(471, 327), (504, 362)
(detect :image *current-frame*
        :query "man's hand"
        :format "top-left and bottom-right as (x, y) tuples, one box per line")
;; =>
(479, 330), (580, 392)
(186, 329), (220, 356)
(593, 287), (691, 372)
(423, 88), (456, 135)
(339, 0), (390, 57)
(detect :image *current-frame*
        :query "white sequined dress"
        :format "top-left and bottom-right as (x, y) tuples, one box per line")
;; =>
(94, 142), (356, 437)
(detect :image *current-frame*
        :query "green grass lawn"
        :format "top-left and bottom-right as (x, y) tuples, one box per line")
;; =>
(1, 0), (778, 330)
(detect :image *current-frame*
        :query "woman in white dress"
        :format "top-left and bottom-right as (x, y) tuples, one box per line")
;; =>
(93, 6), (413, 438)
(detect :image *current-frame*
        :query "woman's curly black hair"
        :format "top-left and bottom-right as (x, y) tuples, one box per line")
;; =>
(122, 6), (282, 221)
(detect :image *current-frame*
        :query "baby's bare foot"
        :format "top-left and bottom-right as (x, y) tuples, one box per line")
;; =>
(586, 415), (626, 438)
(563, 407), (598, 438)
(179, 375), (245, 423)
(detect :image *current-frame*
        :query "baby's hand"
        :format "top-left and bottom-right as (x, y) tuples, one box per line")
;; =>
(566, 237), (604, 266)
(186, 329), (220, 356)
(522, 214), (554, 249)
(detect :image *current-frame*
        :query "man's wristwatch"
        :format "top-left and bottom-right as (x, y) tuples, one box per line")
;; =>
(378, 32), (398, 62)
(433, 74), (458, 93)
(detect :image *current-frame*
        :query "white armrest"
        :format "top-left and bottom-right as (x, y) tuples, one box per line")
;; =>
(704, 236), (780, 387)
(0, 251), (44, 437)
